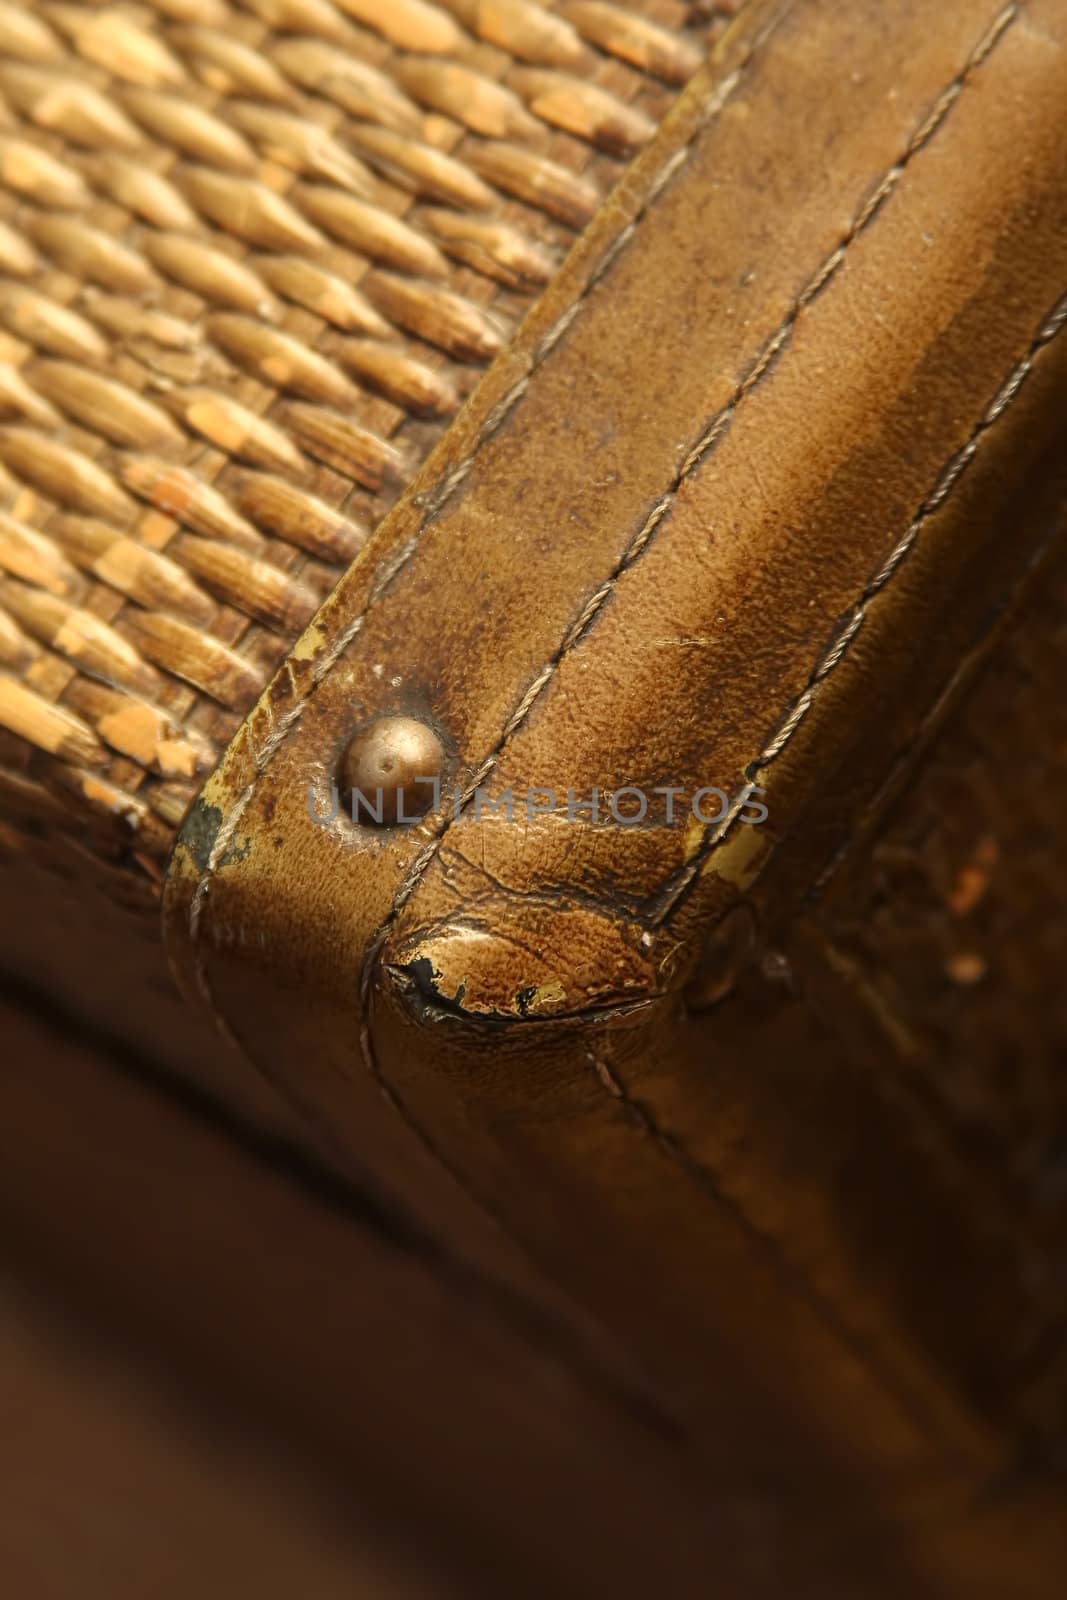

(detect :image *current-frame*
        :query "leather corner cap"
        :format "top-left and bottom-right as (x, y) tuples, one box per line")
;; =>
(159, 0), (1067, 1487)
(167, 0), (1067, 1024)
(383, 879), (667, 1027)
(165, 0), (1067, 1163)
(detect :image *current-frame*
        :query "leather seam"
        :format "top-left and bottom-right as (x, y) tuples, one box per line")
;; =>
(649, 283), (1067, 930)
(183, 16), (785, 981)
(189, 1), (1026, 1045)
(370, 0), (1019, 958)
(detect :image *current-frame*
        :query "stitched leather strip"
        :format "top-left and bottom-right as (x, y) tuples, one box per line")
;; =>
(166, 0), (797, 1228)
(166, 0), (1067, 1503)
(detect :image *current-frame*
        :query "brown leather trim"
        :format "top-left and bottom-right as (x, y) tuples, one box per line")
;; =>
(166, 0), (794, 1018)
(378, 0), (1029, 950)
(164, 0), (1067, 1503)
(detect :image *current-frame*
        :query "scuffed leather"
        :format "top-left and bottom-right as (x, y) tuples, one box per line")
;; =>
(165, 0), (1067, 1511)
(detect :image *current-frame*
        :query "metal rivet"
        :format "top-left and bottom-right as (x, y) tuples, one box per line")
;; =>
(339, 714), (445, 826)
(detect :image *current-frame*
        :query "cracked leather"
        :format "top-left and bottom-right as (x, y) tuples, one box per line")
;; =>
(165, 0), (1067, 1506)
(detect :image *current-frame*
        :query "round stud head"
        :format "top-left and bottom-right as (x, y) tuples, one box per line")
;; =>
(340, 714), (445, 826)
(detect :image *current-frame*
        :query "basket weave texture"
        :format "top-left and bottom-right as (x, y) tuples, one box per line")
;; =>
(0, 0), (718, 887)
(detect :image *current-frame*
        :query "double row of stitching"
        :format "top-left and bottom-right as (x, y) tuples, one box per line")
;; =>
(367, 0), (1021, 972)
(649, 284), (1067, 930)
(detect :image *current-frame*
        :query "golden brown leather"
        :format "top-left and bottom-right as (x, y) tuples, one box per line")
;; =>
(161, 0), (1067, 1550)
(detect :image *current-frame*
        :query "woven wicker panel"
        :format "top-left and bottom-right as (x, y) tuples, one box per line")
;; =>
(0, 0), (723, 887)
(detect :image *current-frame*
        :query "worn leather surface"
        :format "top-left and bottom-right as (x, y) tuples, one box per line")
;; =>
(165, 0), (1067, 1546)
(785, 503), (1067, 1449)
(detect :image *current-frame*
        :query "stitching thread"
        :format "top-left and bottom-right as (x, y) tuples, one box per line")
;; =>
(180, 4), (1049, 1414)
(368, 0), (1020, 966)
(649, 285), (1067, 930)
(188, 1), (1029, 1139)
